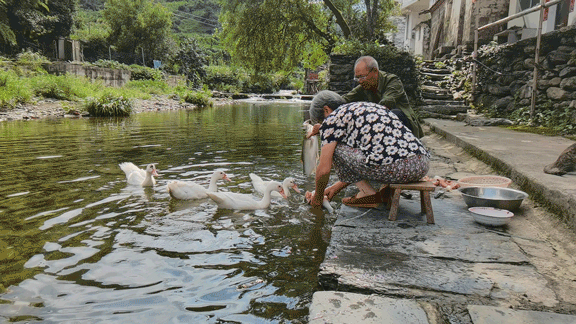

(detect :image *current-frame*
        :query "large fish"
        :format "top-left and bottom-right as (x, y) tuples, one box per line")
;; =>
(302, 120), (319, 177)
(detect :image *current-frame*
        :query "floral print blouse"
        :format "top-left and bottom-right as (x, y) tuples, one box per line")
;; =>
(320, 101), (429, 166)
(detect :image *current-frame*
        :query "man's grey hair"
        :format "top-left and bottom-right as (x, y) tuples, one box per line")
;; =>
(309, 90), (346, 124)
(354, 56), (379, 71)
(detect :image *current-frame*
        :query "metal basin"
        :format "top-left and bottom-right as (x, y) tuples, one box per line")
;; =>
(459, 187), (528, 210)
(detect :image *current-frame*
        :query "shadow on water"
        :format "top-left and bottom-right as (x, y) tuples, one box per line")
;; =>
(0, 101), (337, 323)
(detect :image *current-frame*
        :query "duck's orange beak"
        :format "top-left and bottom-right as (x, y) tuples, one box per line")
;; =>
(292, 183), (301, 194)
(279, 188), (287, 199)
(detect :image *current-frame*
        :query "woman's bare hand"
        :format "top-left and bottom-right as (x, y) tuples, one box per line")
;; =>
(306, 123), (321, 139)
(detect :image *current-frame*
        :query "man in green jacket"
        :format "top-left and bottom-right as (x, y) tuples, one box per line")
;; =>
(342, 56), (424, 138)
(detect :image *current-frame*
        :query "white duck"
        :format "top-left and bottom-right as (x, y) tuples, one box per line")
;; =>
(206, 181), (286, 210)
(249, 173), (300, 198)
(167, 170), (231, 200)
(119, 162), (158, 186)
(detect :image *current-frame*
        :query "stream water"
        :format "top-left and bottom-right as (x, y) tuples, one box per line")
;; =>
(0, 101), (336, 323)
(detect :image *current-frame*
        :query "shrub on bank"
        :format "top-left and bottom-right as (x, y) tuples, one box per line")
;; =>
(183, 90), (213, 108)
(85, 95), (133, 117)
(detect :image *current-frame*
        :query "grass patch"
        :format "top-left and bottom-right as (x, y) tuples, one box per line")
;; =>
(0, 70), (33, 108)
(503, 125), (563, 136)
(85, 94), (133, 117)
(183, 90), (213, 108)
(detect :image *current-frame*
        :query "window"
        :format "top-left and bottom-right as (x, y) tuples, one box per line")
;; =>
(518, 0), (538, 10)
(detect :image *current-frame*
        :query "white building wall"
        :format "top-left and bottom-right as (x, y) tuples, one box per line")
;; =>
(401, 9), (428, 54)
(507, 1), (562, 35)
(571, 10), (576, 26)
(414, 25), (425, 55)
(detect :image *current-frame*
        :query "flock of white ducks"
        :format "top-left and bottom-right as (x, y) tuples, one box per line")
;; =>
(118, 163), (318, 211)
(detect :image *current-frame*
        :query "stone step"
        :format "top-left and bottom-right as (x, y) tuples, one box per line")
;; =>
(418, 105), (468, 114)
(422, 99), (466, 106)
(421, 92), (453, 100)
(421, 85), (451, 93)
(418, 111), (459, 119)
(421, 72), (451, 81)
(421, 67), (451, 74)
(422, 80), (447, 87)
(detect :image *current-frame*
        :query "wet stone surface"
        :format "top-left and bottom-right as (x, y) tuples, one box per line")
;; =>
(313, 130), (576, 323)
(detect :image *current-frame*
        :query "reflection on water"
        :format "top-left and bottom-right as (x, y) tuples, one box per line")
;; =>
(0, 102), (336, 323)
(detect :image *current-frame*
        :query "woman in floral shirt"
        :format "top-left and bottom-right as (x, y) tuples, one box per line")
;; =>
(305, 90), (430, 208)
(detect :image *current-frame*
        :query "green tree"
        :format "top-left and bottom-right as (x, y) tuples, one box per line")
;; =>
(1, 0), (76, 55)
(103, 0), (173, 66)
(218, 0), (397, 74)
(218, 0), (338, 74)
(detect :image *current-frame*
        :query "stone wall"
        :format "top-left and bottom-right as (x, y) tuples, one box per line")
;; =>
(43, 62), (131, 87)
(473, 25), (576, 117)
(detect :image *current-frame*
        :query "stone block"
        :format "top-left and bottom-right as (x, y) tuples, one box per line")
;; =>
(547, 51), (572, 65)
(493, 96), (513, 110)
(519, 98), (530, 106)
(524, 58), (535, 69)
(569, 59), (576, 67)
(468, 305), (576, 324)
(547, 87), (569, 100)
(487, 84), (510, 96)
(517, 84), (532, 99)
(560, 76), (576, 90)
(559, 66), (576, 78)
(550, 77), (562, 86)
(524, 45), (536, 53)
(538, 79), (550, 89)
(329, 64), (353, 76)
(558, 45), (575, 53)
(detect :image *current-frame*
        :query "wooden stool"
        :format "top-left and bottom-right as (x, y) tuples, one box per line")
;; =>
(385, 181), (436, 224)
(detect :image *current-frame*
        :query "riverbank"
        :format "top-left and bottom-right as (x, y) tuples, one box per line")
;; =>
(0, 95), (234, 122)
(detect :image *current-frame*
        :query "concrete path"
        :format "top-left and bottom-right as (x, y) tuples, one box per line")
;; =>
(310, 120), (576, 323)
(426, 118), (576, 229)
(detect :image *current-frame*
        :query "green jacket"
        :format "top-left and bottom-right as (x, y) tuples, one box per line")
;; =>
(342, 71), (423, 138)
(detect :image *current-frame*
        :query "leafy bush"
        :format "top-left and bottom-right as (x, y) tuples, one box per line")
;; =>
(203, 65), (248, 92)
(169, 37), (208, 86)
(92, 59), (131, 70)
(15, 50), (50, 65)
(124, 80), (171, 95)
(128, 64), (164, 81)
(85, 94), (133, 117)
(183, 90), (213, 108)
(0, 70), (33, 108)
(31, 74), (83, 100)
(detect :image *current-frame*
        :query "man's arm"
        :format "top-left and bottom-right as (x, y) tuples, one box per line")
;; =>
(378, 75), (406, 110)
(342, 86), (363, 103)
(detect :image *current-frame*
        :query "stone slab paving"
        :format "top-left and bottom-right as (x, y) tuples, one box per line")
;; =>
(309, 291), (429, 324)
(467, 305), (576, 324)
(318, 194), (558, 307)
